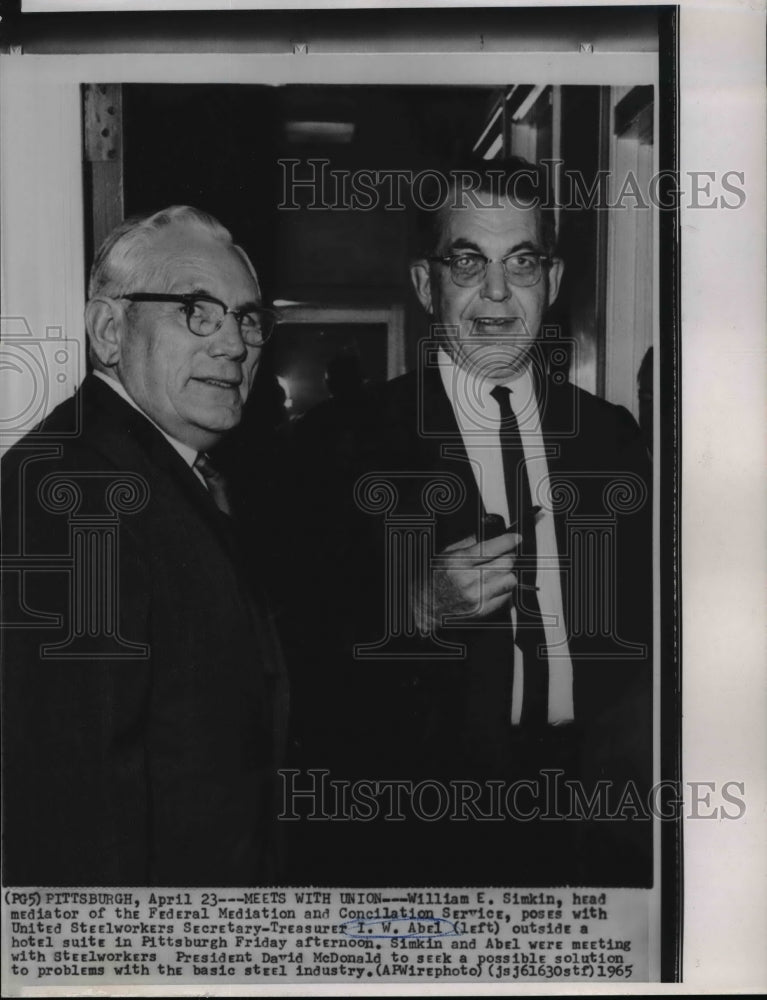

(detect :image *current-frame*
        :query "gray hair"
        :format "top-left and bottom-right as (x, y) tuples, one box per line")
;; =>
(88, 205), (257, 300)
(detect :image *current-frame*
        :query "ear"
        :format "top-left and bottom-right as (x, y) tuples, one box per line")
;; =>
(85, 297), (125, 368)
(546, 257), (564, 308)
(409, 260), (434, 314)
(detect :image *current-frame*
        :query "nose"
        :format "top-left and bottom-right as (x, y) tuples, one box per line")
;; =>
(480, 259), (512, 302)
(209, 311), (249, 361)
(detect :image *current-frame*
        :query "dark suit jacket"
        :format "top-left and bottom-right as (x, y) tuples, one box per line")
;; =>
(1, 374), (288, 886)
(282, 361), (652, 886)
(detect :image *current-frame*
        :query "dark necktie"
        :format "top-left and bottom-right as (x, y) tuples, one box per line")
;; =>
(490, 384), (549, 728)
(194, 452), (233, 517)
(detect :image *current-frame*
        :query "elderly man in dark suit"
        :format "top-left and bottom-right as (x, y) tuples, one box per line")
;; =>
(285, 158), (652, 887)
(2, 206), (287, 886)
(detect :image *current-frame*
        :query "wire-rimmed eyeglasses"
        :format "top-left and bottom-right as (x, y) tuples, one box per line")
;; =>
(427, 251), (552, 288)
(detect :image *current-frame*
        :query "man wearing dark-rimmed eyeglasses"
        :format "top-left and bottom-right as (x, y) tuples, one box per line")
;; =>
(286, 158), (652, 889)
(2, 205), (287, 886)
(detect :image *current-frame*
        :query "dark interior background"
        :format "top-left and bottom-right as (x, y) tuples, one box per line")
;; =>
(122, 83), (497, 370)
(120, 83), (605, 418)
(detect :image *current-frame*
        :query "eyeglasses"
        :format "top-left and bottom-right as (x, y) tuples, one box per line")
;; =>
(121, 293), (279, 346)
(428, 251), (552, 288)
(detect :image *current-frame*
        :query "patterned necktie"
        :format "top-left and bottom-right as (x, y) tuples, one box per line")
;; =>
(490, 384), (549, 727)
(194, 452), (233, 517)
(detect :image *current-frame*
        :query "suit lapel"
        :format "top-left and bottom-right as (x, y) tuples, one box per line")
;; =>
(81, 375), (239, 557)
(411, 365), (484, 547)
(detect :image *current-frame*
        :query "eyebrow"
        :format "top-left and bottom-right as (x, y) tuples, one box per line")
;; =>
(235, 298), (264, 312)
(184, 286), (263, 311)
(444, 238), (542, 255)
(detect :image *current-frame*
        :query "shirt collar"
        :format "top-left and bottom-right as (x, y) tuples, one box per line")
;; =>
(436, 348), (538, 430)
(93, 370), (199, 469)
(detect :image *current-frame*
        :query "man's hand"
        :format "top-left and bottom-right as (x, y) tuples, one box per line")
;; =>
(413, 532), (522, 634)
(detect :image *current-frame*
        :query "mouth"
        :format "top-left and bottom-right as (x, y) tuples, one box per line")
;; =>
(194, 376), (242, 390)
(471, 317), (521, 333)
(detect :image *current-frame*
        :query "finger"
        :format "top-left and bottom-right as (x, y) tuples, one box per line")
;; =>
(480, 552), (519, 572)
(437, 532), (521, 565)
(475, 531), (522, 564)
(452, 584), (516, 621)
(442, 534), (479, 553)
(460, 570), (517, 607)
(436, 544), (521, 579)
(446, 559), (516, 588)
(435, 587), (513, 625)
(477, 570), (518, 601)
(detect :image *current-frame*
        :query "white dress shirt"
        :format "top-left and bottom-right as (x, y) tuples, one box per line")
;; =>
(93, 371), (206, 487)
(437, 350), (574, 725)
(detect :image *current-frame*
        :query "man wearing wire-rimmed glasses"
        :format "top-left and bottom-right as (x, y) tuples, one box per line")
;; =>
(286, 158), (652, 888)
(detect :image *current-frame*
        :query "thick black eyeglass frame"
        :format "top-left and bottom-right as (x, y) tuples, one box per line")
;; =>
(120, 292), (279, 344)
